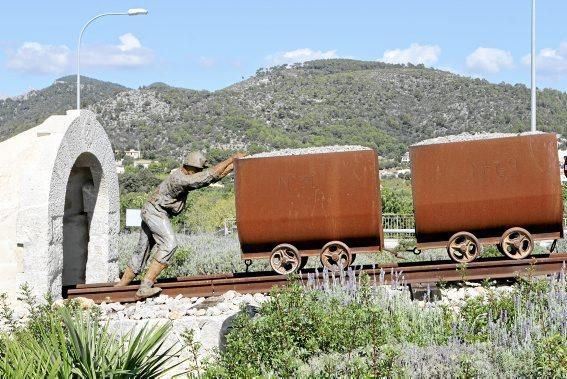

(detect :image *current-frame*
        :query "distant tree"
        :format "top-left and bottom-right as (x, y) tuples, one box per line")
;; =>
(119, 168), (161, 194)
(381, 180), (413, 214)
(122, 155), (134, 167)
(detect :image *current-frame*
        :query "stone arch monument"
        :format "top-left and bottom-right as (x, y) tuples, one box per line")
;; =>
(0, 110), (119, 302)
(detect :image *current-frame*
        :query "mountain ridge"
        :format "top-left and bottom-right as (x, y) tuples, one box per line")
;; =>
(1, 59), (566, 160)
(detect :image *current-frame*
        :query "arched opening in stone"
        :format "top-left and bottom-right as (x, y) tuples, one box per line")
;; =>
(62, 152), (102, 288)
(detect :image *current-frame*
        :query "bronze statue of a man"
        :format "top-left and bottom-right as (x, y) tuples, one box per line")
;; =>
(116, 151), (244, 299)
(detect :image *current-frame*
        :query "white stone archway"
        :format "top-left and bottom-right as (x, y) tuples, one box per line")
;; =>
(0, 110), (119, 303)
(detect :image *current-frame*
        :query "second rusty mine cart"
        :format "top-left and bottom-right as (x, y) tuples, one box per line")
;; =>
(410, 133), (563, 263)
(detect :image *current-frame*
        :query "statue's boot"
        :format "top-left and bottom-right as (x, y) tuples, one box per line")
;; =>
(114, 267), (136, 287)
(136, 259), (167, 299)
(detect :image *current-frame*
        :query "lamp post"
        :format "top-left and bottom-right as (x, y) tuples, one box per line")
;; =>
(531, 0), (536, 132)
(77, 8), (148, 110)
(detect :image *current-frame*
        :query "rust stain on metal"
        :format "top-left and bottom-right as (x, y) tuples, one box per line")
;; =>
(234, 150), (383, 257)
(410, 133), (564, 248)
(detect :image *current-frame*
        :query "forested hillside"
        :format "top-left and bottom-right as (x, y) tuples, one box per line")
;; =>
(2, 59), (567, 160)
(0, 76), (127, 138)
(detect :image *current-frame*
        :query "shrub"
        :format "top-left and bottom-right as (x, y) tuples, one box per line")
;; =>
(206, 269), (567, 378)
(0, 288), (183, 378)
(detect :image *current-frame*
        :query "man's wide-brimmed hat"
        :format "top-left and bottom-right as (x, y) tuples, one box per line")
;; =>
(183, 151), (208, 169)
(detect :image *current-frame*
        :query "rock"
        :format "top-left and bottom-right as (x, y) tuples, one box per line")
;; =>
(194, 297), (223, 310)
(110, 302), (125, 312)
(154, 295), (168, 305)
(222, 290), (240, 301)
(124, 306), (136, 317)
(194, 297), (205, 305)
(465, 281), (481, 287)
(216, 302), (232, 314)
(232, 297), (244, 306)
(196, 309), (206, 317)
(199, 319), (225, 351)
(169, 310), (185, 320)
(206, 307), (221, 316)
(187, 308), (197, 316)
(75, 297), (96, 310)
(244, 145), (370, 159)
(143, 298), (154, 305)
(413, 131), (542, 146)
(137, 306), (157, 319)
(241, 294), (258, 306)
(443, 288), (463, 303)
(190, 297), (198, 302)
(175, 294), (183, 300)
(169, 303), (187, 313)
(165, 297), (175, 306)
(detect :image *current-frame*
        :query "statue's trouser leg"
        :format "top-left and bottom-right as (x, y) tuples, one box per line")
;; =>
(135, 204), (177, 299)
(128, 219), (155, 274)
(143, 205), (178, 265)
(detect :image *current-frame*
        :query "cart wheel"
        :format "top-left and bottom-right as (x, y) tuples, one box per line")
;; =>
(270, 244), (301, 275)
(298, 256), (309, 271)
(549, 239), (558, 253)
(500, 227), (533, 260)
(496, 243), (504, 254)
(447, 232), (481, 263)
(320, 241), (352, 272)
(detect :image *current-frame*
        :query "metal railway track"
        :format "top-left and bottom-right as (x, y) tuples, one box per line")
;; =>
(65, 253), (567, 303)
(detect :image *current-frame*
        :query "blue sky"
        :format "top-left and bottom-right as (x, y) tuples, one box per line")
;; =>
(1, 0), (566, 98)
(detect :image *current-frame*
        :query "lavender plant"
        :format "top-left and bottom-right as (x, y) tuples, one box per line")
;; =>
(206, 266), (567, 378)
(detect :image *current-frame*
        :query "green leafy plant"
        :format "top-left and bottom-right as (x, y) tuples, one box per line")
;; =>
(182, 328), (203, 378)
(0, 289), (183, 378)
(205, 267), (567, 378)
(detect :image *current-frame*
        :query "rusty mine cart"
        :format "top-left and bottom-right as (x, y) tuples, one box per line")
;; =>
(410, 133), (564, 263)
(234, 149), (384, 274)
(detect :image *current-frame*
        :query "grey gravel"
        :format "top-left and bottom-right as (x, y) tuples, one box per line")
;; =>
(413, 131), (545, 146)
(243, 145), (371, 159)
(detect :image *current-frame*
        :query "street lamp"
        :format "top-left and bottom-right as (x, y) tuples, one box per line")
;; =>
(530, 0), (536, 132)
(76, 8), (148, 110)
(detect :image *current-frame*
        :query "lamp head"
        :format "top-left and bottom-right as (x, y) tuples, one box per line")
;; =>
(128, 8), (148, 15)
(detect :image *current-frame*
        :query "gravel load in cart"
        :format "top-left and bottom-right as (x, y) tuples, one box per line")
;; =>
(235, 146), (383, 274)
(410, 132), (563, 263)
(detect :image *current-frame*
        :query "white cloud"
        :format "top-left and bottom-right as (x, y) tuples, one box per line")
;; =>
(466, 47), (514, 74)
(117, 33), (142, 51)
(4, 33), (153, 74)
(82, 33), (153, 69)
(266, 48), (341, 66)
(198, 56), (216, 68)
(380, 43), (441, 65)
(522, 42), (567, 75)
(5, 42), (70, 74)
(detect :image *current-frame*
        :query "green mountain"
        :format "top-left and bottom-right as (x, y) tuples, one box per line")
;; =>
(2, 59), (567, 160)
(0, 76), (127, 138)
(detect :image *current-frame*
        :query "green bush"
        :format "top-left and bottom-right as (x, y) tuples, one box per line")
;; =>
(206, 272), (567, 378)
(0, 288), (182, 378)
(381, 178), (413, 214)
